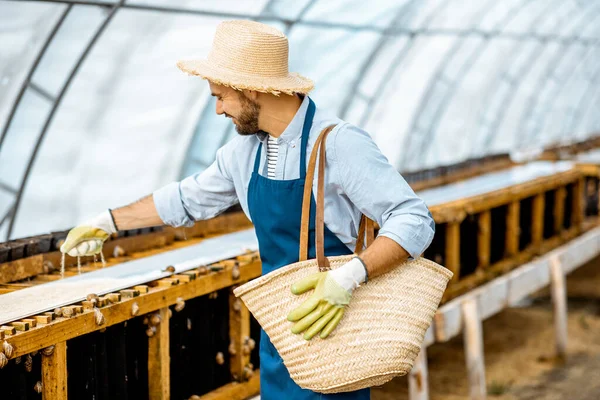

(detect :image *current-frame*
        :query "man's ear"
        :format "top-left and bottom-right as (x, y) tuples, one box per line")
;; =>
(245, 90), (259, 101)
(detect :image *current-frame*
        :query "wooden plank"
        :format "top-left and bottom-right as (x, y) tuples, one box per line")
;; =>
(229, 289), (251, 381)
(6, 213), (244, 286)
(148, 307), (170, 400)
(42, 341), (67, 400)
(197, 372), (260, 400)
(462, 299), (486, 400)
(554, 187), (567, 233)
(505, 201), (520, 257)
(477, 211), (491, 269)
(435, 226), (600, 343)
(429, 169), (580, 223)
(572, 177), (585, 228)
(550, 257), (568, 360)
(7, 260), (261, 358)
(507, 259), (551, 305)
(445, 222), (461, 282)
(0, 255), (44, 284)
(408, 347), (429, 400)
(532, 193), (545, 248)
(164, 211), (252, 240)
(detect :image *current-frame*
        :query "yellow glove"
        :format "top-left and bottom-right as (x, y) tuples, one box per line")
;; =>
(287, 258), (367, 340)
(60, 210), (117, 257)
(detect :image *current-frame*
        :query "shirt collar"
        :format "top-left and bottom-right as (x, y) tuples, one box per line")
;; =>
(255, 95), (310, 144)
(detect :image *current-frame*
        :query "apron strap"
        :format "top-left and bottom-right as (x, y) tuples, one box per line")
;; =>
(253, 142), (263, 174)
(299, 125), (376, 268)
(299, 98), (316, 179)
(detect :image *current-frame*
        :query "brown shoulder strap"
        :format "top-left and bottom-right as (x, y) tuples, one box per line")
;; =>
(298, 125), (376, 268)
(354, 215), (375, 253)
(315, 124), (331, 269)
(299, 125), (335, 262)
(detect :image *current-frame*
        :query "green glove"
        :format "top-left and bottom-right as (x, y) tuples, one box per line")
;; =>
(287, 271), (352, 340)
(60, 210), (117, 257)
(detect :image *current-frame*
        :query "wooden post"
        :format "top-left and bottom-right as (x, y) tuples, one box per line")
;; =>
(462, 299), (486, 400)
(549, 257), (568, 360)
(572, 178), (585, 229)
(532, 193), (545, 248)
(408, 346), (429, 400)
(554, 187), (566, 234)
(229, 289), (252, 382)
(42, 341), (67, 400)
(505, 201), (520, 256)
(446, 221), (461, 282)
(477, 211), (491, 270)
(149, 307), (170, 400)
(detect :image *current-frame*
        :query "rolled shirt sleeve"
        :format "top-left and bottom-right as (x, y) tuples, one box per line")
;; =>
(331, 124), (435, 258)
(153, 146), (238, 227)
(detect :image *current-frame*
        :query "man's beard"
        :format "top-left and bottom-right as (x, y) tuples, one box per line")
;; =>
(233, 93), (261, 136)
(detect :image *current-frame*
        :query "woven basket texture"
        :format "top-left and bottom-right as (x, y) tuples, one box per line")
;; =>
(234, 255), (453, 393)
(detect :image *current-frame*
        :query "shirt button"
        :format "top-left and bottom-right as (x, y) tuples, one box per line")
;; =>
(291, 141), (296, 148)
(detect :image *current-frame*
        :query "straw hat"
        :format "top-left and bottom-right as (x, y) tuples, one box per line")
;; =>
(177, 20), (314, 96)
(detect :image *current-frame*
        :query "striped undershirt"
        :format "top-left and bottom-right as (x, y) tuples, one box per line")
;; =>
(266, 135), (278, 179)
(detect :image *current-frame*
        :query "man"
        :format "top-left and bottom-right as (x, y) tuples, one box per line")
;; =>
(61, 20), (435, 400)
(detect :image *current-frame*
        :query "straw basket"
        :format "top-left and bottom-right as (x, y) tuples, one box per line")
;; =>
(233, 254), (452, 393)
(234, 124), (453, 393)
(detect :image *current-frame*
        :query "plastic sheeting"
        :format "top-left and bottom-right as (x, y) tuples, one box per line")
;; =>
(417, 161), (575, 206)
(0, 228), (258, 326)
(1, 0), (600, 239)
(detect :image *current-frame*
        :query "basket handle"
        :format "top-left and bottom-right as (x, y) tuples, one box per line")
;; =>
(299, 125), (375, 269)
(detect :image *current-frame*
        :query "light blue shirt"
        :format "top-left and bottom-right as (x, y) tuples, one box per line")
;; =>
(153, 96), (435, 258)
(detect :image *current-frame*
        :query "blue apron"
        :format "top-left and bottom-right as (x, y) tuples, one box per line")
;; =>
(247, 98), (370, 400)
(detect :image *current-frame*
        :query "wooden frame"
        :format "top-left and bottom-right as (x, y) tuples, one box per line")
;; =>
(414, 226), (600, 400)
(0, 214), (262, 400)
(435, 168), (586, 302)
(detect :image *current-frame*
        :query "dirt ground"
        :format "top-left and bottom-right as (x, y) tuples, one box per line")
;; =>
(373, 258), (600, 400)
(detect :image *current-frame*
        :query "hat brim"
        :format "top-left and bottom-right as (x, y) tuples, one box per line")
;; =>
(177, 59), (314, 96)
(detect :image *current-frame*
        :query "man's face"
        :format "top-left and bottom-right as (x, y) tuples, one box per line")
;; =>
(209, 83), (261, 136)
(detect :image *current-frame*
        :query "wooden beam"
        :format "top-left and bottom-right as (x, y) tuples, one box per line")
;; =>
(505, 201), (520, 256)
(197, 372), (260, 400)
(408, 346), (429, 400)
(0, 255), (44, 284)
(229, 289), (251, 381)
(554, 187), (567, 234)
(148, 307), (170, 400)
(532, 193), (545, 249)
(428, 169), (580, 224)
(41, 341), (67, 400)
(572, 178), (585, 229)
(549, 257), (568, 360)
(7, 260), (261, 358)
(477, 211), (491, 270)
(462, 299), (486, 400)
(445, 222), (461, 282)
(436, 226), (600, 343)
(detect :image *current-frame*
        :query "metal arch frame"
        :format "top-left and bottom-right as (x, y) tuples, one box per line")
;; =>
(521, 42), (591, 145)
(354, 0), (455, 128)
(336, 0), (421, 119)
(513, 6), (600, 148)
(538, 43), (600, 145)
(568, 58), (600, 138)
(476, 1), (594, 152)
(573, 69), (600, 138)
(5, 0), (600, 239)
(562, 47), (600, 141)
(0, 5), (71, 171)
(398, 0), (527, 170)
(5, 0), (126, 240)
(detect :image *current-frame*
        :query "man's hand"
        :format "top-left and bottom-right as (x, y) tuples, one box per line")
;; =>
(60, 210), (117, 257)
(287, 258), (367, 340)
